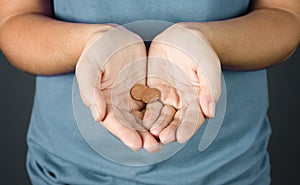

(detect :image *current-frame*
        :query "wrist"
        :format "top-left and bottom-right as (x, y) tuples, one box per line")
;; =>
(174, 22), (226, 71)
(70, 23), (117, 69)
(176, 22), (214, 47)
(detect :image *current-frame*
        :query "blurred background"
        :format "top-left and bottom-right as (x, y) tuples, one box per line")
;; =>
(0, 47), (299, 185)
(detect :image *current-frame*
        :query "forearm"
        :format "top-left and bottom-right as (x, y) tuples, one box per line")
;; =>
(0, 13), (112, 75)
(181, 8), (300, 70)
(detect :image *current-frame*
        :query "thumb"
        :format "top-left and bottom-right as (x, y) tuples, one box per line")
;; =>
(197, 67), (221, 118)
(90, 85), (106, 122)
(76, 72), (107, 122)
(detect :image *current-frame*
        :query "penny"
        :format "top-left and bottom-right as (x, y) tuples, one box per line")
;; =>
(130, 84), (148, 101)
(141, 88), (161, 104)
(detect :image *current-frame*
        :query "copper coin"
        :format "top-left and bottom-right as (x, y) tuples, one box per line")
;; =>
(141, 88), (161, 103)
(130, 84), (148, 101)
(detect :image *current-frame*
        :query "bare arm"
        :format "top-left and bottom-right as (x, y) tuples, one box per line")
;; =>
(180, 0), (300, 70)
(0, 0), (113, 75)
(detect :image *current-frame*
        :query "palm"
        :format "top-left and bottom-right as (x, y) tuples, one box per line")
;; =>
(146, 23), (221, 144)
(77, 26), (162, 153)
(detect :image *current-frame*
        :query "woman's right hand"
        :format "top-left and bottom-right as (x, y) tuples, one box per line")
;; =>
(76, 25), (163, 153)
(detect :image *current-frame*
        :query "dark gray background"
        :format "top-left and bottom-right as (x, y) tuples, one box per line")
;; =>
(0, 46), (299, 185)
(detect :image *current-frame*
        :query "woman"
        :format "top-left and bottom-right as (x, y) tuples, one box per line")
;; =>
(0, 0), (299, 184)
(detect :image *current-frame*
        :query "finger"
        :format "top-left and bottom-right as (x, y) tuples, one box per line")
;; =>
(159, 86), (181, 109)
(131, 110), (144, 120)
(91, 86), (107, 122)
(138, 131), (163, 153)
(101, 106), (143, 151)
(114, 107), (147, 132)
(117, 108), (162, 153)
(176, 100), (205, 143)
(129, 98), (145, 111)
(146, 59), (181, 109)
(150, 105), (176, 137)
(143, 101), (163, 130)
(147, 83), (181, 109)
(196, 61), (221, 118)
(198, 85), (216, 119)
(159, 109), (183, 144)
(109, 82), (146, 132)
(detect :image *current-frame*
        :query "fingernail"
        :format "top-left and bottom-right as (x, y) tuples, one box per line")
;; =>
(90, 104), (99, 122)
(209, 101), (216, 118)
(160, 132), (175, 144)
(129, 145), (142, 152)
(150, 128), (159, 136)
(157, 143), (163, 152)
(144, 143), (163, 153)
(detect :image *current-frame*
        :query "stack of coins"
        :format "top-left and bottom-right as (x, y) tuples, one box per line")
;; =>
(130, 84), (161, 104)
(130, 84), (161, 119)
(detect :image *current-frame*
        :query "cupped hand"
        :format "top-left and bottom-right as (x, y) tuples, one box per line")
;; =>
(146, 23), (222, 144)
(76, 25), (162, 153)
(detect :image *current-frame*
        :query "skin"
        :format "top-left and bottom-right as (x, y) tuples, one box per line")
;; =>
(0, 0), (110, 75)
(147, 26), (221, 143)
(146, 0), (300, 144)
(0, 0), (299, 152)
(180, 0), (300, 70)
(76, 29), (163, 153)
(0, 0), (299, 74)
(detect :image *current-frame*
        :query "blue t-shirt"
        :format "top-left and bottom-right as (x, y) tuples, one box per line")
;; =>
(26, 1), (271, 184)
